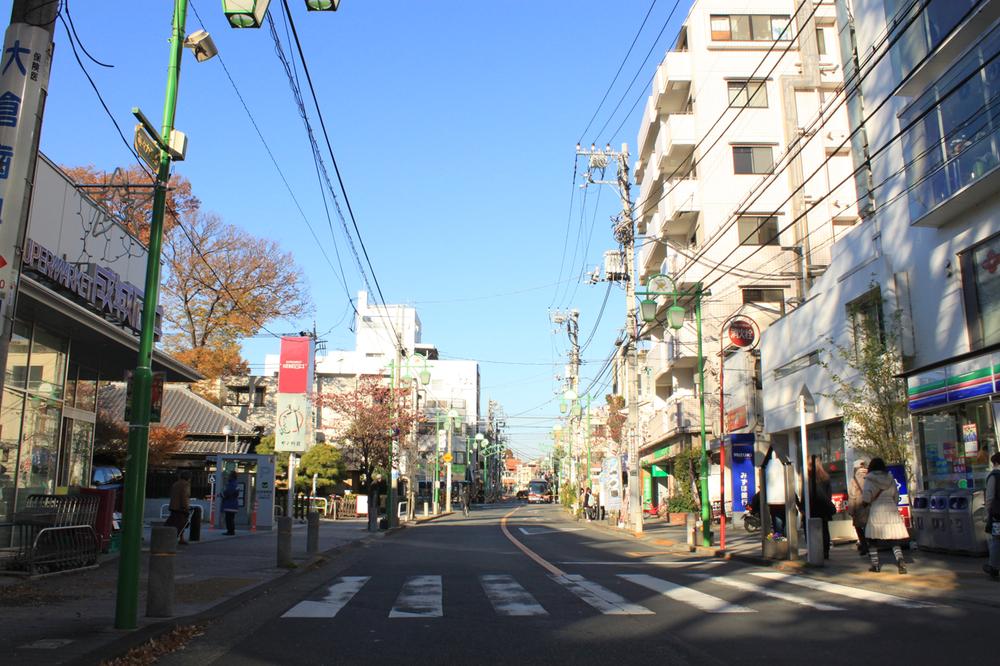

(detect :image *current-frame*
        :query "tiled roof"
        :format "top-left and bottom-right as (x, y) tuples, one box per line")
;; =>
(176, 437), (254, 455)
(100, 383), (257, 436)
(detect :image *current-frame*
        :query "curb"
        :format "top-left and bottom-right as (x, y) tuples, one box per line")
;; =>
(69, 524), (409, 665)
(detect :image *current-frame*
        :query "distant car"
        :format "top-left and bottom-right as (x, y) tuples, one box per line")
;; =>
(92, 465), (124, 490)
(516, 489), (528, 501)
(527, 480), (552, 504)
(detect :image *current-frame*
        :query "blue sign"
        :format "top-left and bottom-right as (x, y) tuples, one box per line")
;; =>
(887, 463), (908, 505)
(725, 433), (756, 513)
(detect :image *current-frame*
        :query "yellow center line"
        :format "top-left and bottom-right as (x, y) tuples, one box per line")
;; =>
(500, 507), (566, 577)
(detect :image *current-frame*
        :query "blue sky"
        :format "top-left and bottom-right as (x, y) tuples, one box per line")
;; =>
(30, 0), (689, 460)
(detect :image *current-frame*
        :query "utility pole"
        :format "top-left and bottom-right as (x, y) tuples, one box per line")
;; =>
(577, 143), (642, 533)
(0, 0), (57, 403)
(552, 309), (580, 486)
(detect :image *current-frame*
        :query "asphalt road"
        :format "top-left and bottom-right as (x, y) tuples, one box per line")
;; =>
(161, 502), (996, 666)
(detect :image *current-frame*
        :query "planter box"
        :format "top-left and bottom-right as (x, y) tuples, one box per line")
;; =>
(762, 539), (790, 560)
(668, 512), (687, 526)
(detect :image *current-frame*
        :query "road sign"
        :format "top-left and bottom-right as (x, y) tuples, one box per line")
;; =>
(727, 317), (758, 349)
(134, 124), (161, 171)
(442, 453), (453, 463)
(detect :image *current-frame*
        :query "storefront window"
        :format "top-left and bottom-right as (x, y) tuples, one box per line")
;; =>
(0, 389), (24, 525)
(57, 420), (93, 488)
(807, 422), (848, 514)
(15, 395), (61, 506)
(918, 401), (998, 490)
(28, 326), (67, 401)
(75, 366), (98, 412)
(4, 320), (30, 390)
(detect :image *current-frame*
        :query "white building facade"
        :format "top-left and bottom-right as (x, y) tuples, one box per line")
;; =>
(632, 0), (859, 513)
(760, 0), (1000, 533)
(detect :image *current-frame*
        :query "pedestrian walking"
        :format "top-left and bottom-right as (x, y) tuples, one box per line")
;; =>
(582, 485), (593, 521)
(984, 452), (1000, 581)
(810, 458), (837, 559)
(221, 471), (240, 535)
(862, 458), (909, 574)
(847, 459), (870, 556)
(165, 470), (191, 545)
(461, 484), (470, 517)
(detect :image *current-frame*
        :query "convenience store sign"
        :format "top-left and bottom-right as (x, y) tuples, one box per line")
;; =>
(907, 352), (999, 411)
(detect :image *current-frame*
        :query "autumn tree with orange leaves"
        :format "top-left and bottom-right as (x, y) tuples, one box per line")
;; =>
(64, 165), (311, 378)
(318, 375), (422, 510)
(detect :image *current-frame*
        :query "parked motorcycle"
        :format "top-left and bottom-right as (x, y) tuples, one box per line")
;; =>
(743, 511), (761, 533)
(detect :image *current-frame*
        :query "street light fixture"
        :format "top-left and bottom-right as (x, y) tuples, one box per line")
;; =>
(221, 0), (271, 28)
(635, 272), (711, 547)
(306, 0), (341, 9)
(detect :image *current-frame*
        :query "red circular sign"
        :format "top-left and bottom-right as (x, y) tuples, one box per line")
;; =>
(728, 318), (756, 348)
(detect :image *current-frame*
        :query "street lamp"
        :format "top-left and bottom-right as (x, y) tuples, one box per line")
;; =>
(445, 408), (460, 512)
(474, 432), (485, 500)
(221, 0), (271, 28)
(115, 0), (219, 631)
(636, 272), (711, 547)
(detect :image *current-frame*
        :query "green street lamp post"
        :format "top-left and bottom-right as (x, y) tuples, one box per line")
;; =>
(637, 273), (711, 548)
(114, 0), (223, 630)
(444, 408), (459, 511)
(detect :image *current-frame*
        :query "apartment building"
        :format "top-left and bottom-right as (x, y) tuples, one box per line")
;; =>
(632, 0), (859, 513)
(760, 0), (1000, 543)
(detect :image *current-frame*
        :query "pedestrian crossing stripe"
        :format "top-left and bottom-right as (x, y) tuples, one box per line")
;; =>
(551, 574), (654, 615)
(619, 574), (755, 613)
(749, 571), (939, 609)
(481, 575), (548, 616)
(280, 570), (938, 619)
(281, 577), (370, 618)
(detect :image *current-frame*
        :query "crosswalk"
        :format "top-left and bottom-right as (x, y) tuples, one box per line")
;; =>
(281, 569), (937, 620)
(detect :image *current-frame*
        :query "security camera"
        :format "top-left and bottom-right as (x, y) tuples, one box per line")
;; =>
(184, 30), (218, 63)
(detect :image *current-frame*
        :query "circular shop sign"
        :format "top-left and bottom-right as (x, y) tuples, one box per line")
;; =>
(727, 317), (757, 349)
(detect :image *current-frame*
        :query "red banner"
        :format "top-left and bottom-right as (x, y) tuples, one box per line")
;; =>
(278, 337), (312, 394)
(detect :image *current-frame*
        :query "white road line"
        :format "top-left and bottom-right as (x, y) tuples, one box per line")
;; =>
(480, 575), (548, 616)
(389, 575), (444, 618)
(559, 561), (724, 567)
(749, 571), (939, 608)
(552, 574), (654, 615)
(619, 574), (755, 613)
(281, 576), (370, 618)
(688, 574), (845, 611)
(518, 527), (586, 535)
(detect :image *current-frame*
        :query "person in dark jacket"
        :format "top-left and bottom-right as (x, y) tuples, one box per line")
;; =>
(221, 472), (240, 535)
(165, 470), (191, 544)
(810, 458), (837, 559)
(984, 452), (1000, 581)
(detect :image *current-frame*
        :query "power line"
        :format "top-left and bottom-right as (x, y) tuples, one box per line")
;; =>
(276, 0), (403, 353)
(577, 0), (660, 143)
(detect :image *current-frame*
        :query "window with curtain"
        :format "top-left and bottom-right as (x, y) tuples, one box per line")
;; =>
(732, 145), (774, 174)
(728, 80), (768, 108)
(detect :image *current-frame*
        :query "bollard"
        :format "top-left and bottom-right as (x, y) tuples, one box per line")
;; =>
(146, 527), (176, 618)
(423, 501), (429, 517)
(307, 510), (320, 555)
(686, 513), (698, 551)
(807, 517), (825, 566)
(189, 506), (202, 542)
(251, 500), (258, 533)
(277, 516), (294, 568)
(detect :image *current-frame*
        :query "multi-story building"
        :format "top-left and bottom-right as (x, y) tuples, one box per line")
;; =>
(219, 291), (480, 493)
(761, 0), (1000, 542)
(631, 0), (859, 513)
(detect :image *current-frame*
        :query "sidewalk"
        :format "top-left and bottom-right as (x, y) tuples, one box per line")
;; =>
(0, 518), (374, 665)
(584, 514), (1000, 608)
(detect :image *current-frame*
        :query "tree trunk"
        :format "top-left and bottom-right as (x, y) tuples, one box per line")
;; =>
(367, 480), (379, 532)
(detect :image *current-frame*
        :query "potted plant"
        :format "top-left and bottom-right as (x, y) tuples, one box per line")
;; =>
(667, 495), (697, 525)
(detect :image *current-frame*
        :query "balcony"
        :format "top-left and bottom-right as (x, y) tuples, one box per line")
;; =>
(644, 395), (700, 446)
(652, 51), (693, 115)
(654, 114), (696, 176)
(638, 235), (665, 280)
(657, 179), (700, 242)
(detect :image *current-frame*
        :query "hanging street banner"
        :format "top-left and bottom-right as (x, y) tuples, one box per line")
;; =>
(0, 20), (54, 399)
(276, 336), (315, 452)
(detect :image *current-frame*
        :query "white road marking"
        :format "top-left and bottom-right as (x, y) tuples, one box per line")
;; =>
(281, 576), (371, 618)
(688, 574), (845, 611)
(518, 527), (586, 535)
(559, 561), (724, 567)
(552, 574), (654, 615)
(750, 571), (939, 608)
(480, 575), (548, 616)
(389, 575), (444, 618)
(619, 574), (755, 613)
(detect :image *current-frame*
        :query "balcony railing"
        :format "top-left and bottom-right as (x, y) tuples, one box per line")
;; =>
(644, 395), (701, 445)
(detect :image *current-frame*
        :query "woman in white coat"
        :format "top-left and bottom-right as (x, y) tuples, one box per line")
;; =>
(862, 457), (910, 574)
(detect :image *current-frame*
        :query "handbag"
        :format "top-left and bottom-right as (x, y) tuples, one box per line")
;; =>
(992, 522), (1000, 537)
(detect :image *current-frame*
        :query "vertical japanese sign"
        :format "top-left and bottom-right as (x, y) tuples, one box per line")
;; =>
(275, 336), (314, 453)
(0, 19), (53, 398)
(730, 439), (756, 513)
